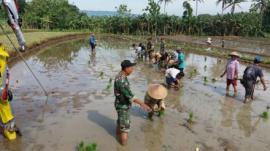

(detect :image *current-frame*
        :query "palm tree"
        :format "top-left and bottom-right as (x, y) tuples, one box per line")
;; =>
(158, 0), (173, 14)
(251, 0), (270, 14)
(191, 0), (204, 16)
(226, 0), (246, 14)
(216, 0), (230, 15)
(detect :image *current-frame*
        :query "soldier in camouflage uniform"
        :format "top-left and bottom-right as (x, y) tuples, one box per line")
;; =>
(146, 38), (154, 61)
(160, 38), (166, 55)
(114, 60), (151, 145)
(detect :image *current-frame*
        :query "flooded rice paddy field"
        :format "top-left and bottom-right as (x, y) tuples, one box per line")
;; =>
(1, 35), (270, 151)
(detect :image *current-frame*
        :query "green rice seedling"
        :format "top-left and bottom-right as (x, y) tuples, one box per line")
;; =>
(187, 112), (194, 124)
(193, 69), (197, 74)
(106, 78), (113, 90)
(203, 76), (208, 85)
(211, 78), (217, 83)
(77, 141), (97, 151)
(259, 111), (269, 121)
(158, 110), (165, 117)
(99, 71), (104, 79)
(189, 72), (194, 79)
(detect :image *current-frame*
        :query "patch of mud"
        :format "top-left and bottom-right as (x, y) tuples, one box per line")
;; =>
(217, 137), (239, 151)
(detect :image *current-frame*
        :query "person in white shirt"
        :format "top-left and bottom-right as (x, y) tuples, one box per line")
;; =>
(165, 66), (184, 89)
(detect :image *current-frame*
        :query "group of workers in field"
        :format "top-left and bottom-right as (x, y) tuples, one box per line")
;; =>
(113, 37), (268, 145)
(0, 33), (267, 144)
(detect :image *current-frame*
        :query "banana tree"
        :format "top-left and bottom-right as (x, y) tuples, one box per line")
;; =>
(216, 0), (230, 15)
(190, 0), (204, 16)
(251, 0), (270, 14)
(158, 0), (173, 14)
(226, 0), (246, 14)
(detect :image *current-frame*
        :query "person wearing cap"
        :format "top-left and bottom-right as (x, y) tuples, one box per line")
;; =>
(241, 56), (267, 103)
(165, 66), (185, 90)
(177, 48), (186, 72)
(144, 84), (168, 120)
(220, 51), (240, 96)
(89, 33), (96, 52)
(114, 60), (151, 145)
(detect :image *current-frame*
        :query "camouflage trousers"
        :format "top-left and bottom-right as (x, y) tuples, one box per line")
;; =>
(116, 109), (131, 133)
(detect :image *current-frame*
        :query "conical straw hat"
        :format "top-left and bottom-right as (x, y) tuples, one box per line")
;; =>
(156, 53), (162, 58)
(229, 51), (240, 57)
(168, 59), (175, 65)
(147, 84), (168, 100)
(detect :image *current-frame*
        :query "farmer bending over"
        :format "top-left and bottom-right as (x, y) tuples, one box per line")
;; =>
(144, 84), (168, 120)
(165, 66), (184, 90)
(241, 56), (267, 103)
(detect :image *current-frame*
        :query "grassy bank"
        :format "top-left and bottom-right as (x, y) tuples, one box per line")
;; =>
(0, 31), (87, 52)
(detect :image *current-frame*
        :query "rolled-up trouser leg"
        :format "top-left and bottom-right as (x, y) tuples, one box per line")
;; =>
(244, 81), (255, 99)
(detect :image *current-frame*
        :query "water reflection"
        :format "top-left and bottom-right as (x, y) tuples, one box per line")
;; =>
(33, 40), (84, 70)
(236, 104), (260, 137)
(89, 51), (97, 66)
(220, 98), (236, 127)
(143, 120), (165, 151)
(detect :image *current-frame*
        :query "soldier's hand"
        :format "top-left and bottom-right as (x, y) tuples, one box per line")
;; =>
(140, 103), (152, 112)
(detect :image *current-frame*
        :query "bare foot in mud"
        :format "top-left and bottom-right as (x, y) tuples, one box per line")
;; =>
(243, 98), (252, 104)
(233, 92), (237, 97)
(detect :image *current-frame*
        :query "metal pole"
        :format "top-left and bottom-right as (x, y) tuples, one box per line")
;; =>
(0, 24), (49, 96)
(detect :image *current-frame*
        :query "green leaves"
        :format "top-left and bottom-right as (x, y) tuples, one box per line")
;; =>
(260, 111), (269, 121)
(77, 141), (97, 151)
(18, 0), (269, 36)
(106, 78), (113, 91)
(116, 4), (131, 17)
(187, 112), (194, 124)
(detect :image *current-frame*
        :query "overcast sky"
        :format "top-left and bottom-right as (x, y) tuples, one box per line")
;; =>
(68, 0), (254, 15)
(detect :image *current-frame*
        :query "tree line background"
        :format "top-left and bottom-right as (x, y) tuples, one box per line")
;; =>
(0, 0), (270, 37)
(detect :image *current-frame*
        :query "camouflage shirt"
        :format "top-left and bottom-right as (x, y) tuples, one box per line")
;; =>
(160, 41), (165, 54)
(114, 71), (134, 110)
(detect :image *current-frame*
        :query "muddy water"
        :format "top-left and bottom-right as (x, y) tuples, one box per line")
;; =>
(1, 36), (270, 151)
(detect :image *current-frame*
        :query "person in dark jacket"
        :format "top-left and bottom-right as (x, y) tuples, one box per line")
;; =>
(89, 33), (96, 52)
(241, 56), (267, 103)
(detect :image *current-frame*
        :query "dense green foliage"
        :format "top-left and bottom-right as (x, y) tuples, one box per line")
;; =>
(262, 5), (270, 32)
(0, 0), (269, 37)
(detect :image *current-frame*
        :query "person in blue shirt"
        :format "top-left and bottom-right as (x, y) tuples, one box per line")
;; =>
(89, 33), (96, 52)
(177, 48), (186, 72)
